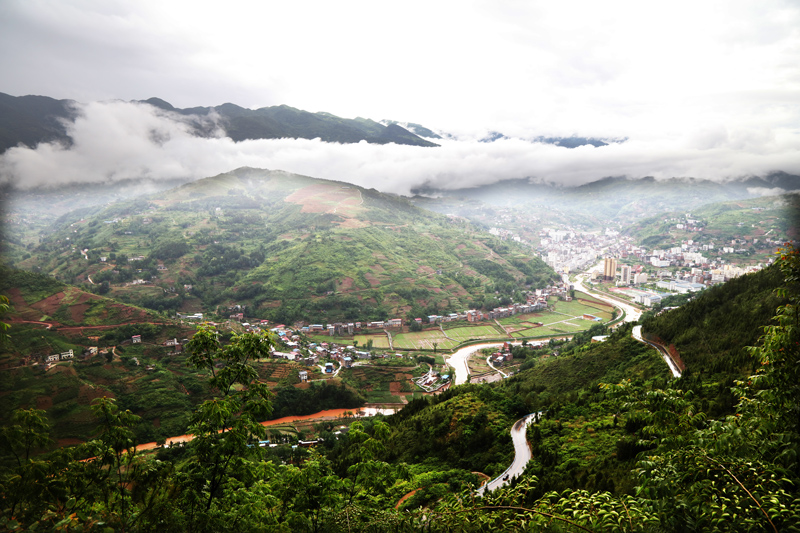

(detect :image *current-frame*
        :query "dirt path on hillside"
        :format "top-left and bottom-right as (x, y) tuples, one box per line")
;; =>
(8, 318), (168, 332)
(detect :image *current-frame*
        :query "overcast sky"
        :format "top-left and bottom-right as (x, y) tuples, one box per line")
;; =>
(1, 0), (799, 192)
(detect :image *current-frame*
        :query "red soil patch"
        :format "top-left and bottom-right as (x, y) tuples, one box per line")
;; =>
(5, 287), (27, 309)
(47, 365), (77, 377)
(473, 472), (491, 486)
(30, 292), (66, 316)
(36, 396), (53, 409)
(284, 183), (362, 214)
(396, 488), (421, 509)
(364, 273), (382, 287)
(70, 303), (90, 323)
(337, 218), (368, 229)
(78, 385), (114, 405)
(339, 277), (354, 291)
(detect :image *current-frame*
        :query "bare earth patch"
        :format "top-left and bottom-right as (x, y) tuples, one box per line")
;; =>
(36, 396), (53, 409)
(284, 183), (363, 214)
(30, 292), (66, 316)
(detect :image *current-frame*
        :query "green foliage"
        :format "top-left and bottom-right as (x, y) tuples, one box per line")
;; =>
(271, 381), (365, 419)
(0, 265), (64, 303)
(2, 243), (798, 532)
(643, 264), (786, 377)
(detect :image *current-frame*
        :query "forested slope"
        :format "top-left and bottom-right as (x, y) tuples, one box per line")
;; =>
(1, 248), (798, 532)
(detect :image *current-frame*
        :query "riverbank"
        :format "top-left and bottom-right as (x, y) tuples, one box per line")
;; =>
(137, 405), (401, 451)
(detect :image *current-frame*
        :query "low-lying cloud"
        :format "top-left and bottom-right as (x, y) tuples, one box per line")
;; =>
(1, 101), (799, 195)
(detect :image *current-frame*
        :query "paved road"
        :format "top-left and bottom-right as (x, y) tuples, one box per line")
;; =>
(446, 343), (504, 385)
(477, 412), (540, 496)
(486, 355), (508, 378)
(632, 325), (682, 378)
(573, 274), (642, 323)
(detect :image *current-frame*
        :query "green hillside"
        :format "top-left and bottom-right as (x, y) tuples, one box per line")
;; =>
(7, 168), (559, 324)
(623, 192), (800, 251)
(414, 175), (800, 232)
(1, 245), (797, 531)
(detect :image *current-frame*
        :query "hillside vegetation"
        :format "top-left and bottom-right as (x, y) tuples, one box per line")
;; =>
(1, 248), (798, 531)
(8, 168), (559, 323)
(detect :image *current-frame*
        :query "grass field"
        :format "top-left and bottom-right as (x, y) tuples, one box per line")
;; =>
(353, 334), (391, 349)
(444, 325), (505, 342)
(392, 330), (459, 350)
(309, 293), (614, 352)
(511, 321), (584, 338)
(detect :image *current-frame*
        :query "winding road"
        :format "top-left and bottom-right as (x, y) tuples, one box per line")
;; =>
(572, 273), (642, 324)
(445, 343), (504, 385)
(477, 412), (540, 495)
(632, 325), (681, 378)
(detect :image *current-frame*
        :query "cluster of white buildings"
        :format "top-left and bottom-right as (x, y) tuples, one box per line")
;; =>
(539, 228), (625, 273)
(44, 349), (74, 363)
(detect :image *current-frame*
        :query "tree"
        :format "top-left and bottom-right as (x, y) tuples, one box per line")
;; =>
(178, 325), (276, 531)
(619, 245), (800, 531)
(0, 294), (11, 346)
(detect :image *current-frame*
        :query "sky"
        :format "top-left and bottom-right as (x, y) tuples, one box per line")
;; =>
(1, 0), (800, 193)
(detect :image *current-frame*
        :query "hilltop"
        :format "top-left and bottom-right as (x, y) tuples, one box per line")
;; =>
(3, 167), (559, 325)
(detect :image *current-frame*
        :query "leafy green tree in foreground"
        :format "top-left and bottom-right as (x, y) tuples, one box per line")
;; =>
(603, 244), (800, 532)
(2, 247), (799, 531)
(175, 325), (275, 532)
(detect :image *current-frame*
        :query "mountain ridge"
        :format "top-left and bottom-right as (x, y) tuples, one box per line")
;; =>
(0, 92), (439, 153)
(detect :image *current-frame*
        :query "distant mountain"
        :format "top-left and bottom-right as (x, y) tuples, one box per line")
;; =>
(412, 174), (800, 229)
(478, 130), (614, 148)
(142, 98), (439, 146)
(0, 92), (77, 153)
(380, 120), (443, 140)
(623, 192), (800, 247)
(0, 92), (439, 153)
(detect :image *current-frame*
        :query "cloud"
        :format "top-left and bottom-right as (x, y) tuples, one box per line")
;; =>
(1, 101), (799, 195)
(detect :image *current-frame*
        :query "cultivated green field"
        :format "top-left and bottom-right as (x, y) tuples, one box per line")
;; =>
(312, 294), (615, 351)
(392, 330), (459, 350)
(353, 333), (391, 349)
(443, 325), (504, 342)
